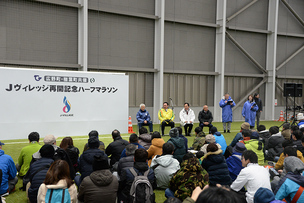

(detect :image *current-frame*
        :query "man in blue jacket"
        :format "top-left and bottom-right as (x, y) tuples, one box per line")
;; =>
(219, 93), (235, 133)
(0, 141), (18, 196)
(136, 103), (153, 132)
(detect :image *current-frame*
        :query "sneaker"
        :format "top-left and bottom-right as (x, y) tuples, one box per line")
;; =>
(227, 130), (230, 133)
(224, 130), (226, 133)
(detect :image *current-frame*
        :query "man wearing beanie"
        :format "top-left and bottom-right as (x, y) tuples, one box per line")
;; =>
(27, 145), (55, 203)
(167, 128), (186, 163)
(226, 142), (246, 181)
(77, 137), (108, 187)
(265, 126), (284, 161)
(274, 156), (304, 202)
(78, 155), (118, 203)
(83, 130), (105, 152)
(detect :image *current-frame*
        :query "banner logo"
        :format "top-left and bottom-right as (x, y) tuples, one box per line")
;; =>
(34, 75), (42, 81)
(63, 96), (71, 113)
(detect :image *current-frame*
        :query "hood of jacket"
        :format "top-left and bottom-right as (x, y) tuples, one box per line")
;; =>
(213, 132), (222, 137)
(180, 157), (203, 172)
(197, 132), (205, 137)
(154, 154), (174, 167)
(168, 137), (184, 148)
(83, 149), (103, 164)
(139, 133), (152, 143)
(151, 138), (165, 148)
(90, 169), (114, 186)
(203, 149), (224, 163)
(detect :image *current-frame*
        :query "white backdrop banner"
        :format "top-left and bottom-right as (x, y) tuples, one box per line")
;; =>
(0, 67), (129, 140)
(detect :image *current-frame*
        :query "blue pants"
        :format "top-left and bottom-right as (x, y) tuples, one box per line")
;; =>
(138, 122), (153, 132)
(165, 188), (175, 198)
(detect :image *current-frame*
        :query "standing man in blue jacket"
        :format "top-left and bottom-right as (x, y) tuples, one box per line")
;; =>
(219, 93), (236, 133)
(136, 103), (153, 132)
(0, 141), (18, 196)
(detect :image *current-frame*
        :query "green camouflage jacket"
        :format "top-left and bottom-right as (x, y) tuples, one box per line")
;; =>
(192, 132), (206, 151)
(169, 157), (209, 201)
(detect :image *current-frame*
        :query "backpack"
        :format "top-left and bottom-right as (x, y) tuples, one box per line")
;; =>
(45, 188), (71, 203)
(129, 168), (155, 203)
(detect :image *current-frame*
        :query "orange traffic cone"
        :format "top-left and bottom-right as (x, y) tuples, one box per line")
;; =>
(128, 116), (135, 134)
(278, 110), (285, 122)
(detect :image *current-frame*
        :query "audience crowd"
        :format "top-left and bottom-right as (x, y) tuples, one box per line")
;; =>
(1, 113), (304, 203)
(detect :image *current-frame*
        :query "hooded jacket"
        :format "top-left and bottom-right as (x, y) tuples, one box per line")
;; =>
(138, 133), (152, 150)
(79, 148), (108, 181)
(219, 96), (235, 123)
(265, 133), (285, 161)
(167, 136), (186, 163)
(27, 157), (54, 203)
(226, 152), (243, 181)
(201, 149), (232, 186)
(192, 132), (206, 151)
(275, 157), (304, 202)
(150, 154), (180, 189)
(259, 130), (272, 147)
(213, 132), (227, 154)
(147, 138), (165, 166)
(242, 100), (258, 127)
(244, 139), (265, 165)
(118, 162), (156, 203)
(0, 149), (17, 195)
(78, 169), (118, 203)
(169, 157), (209, 201)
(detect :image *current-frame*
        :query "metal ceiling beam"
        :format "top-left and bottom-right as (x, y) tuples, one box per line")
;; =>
(227, 0), (259, 22)
(232, 77), (268, 111)
(226, 31), (268, 74)
(281, 0), (304, 27)
(276, 44), (304, 71)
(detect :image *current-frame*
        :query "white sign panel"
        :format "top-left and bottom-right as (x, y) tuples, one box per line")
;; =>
(0, 67), (129, 140)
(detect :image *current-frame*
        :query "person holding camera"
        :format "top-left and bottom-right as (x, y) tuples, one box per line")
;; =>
(219, 93), (236, 133)
(242, 95), (258, 129)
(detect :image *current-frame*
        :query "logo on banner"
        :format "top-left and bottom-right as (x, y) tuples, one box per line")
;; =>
(34, 75), (42, 81)
(63, 96), (71, 113)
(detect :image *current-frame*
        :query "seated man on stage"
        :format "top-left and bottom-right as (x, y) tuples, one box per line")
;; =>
(198, 105), (213, 134)
(136, 103), (153, 132)
(179, 103), (195, 136)
(158, 102), (175, 136)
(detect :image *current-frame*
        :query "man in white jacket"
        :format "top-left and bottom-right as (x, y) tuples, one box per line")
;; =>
(230, 150), (271, 203)
(150, 143), (180, 189)
(179, 103), (195, 136)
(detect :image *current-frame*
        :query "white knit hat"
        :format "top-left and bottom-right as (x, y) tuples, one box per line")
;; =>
(297, 113), (304, 121)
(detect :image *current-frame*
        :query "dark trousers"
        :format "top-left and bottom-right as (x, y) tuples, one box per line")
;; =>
(138, 122), (153, 132)
(161, 121), (175, 135)
(256, 111), (261, 127)
(183, 124), (193, 136)
(199, 122), (213, 134)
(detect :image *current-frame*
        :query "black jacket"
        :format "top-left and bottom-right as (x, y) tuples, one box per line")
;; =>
(105, 137), (129, 166)
(198, 110), (213, 124)
(254, 98), (263, 112)
(65, 146), (80, 172)
(79, 148), (108, 182)
(117, 155), (134, 177)
(201, 150), (232, 186)
(265, 133), (285, 161)
(119, 162), (156, 203)
(27, 158), (54, 203)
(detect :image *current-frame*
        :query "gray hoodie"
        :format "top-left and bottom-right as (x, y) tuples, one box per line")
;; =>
(150, 154), (180, 189)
